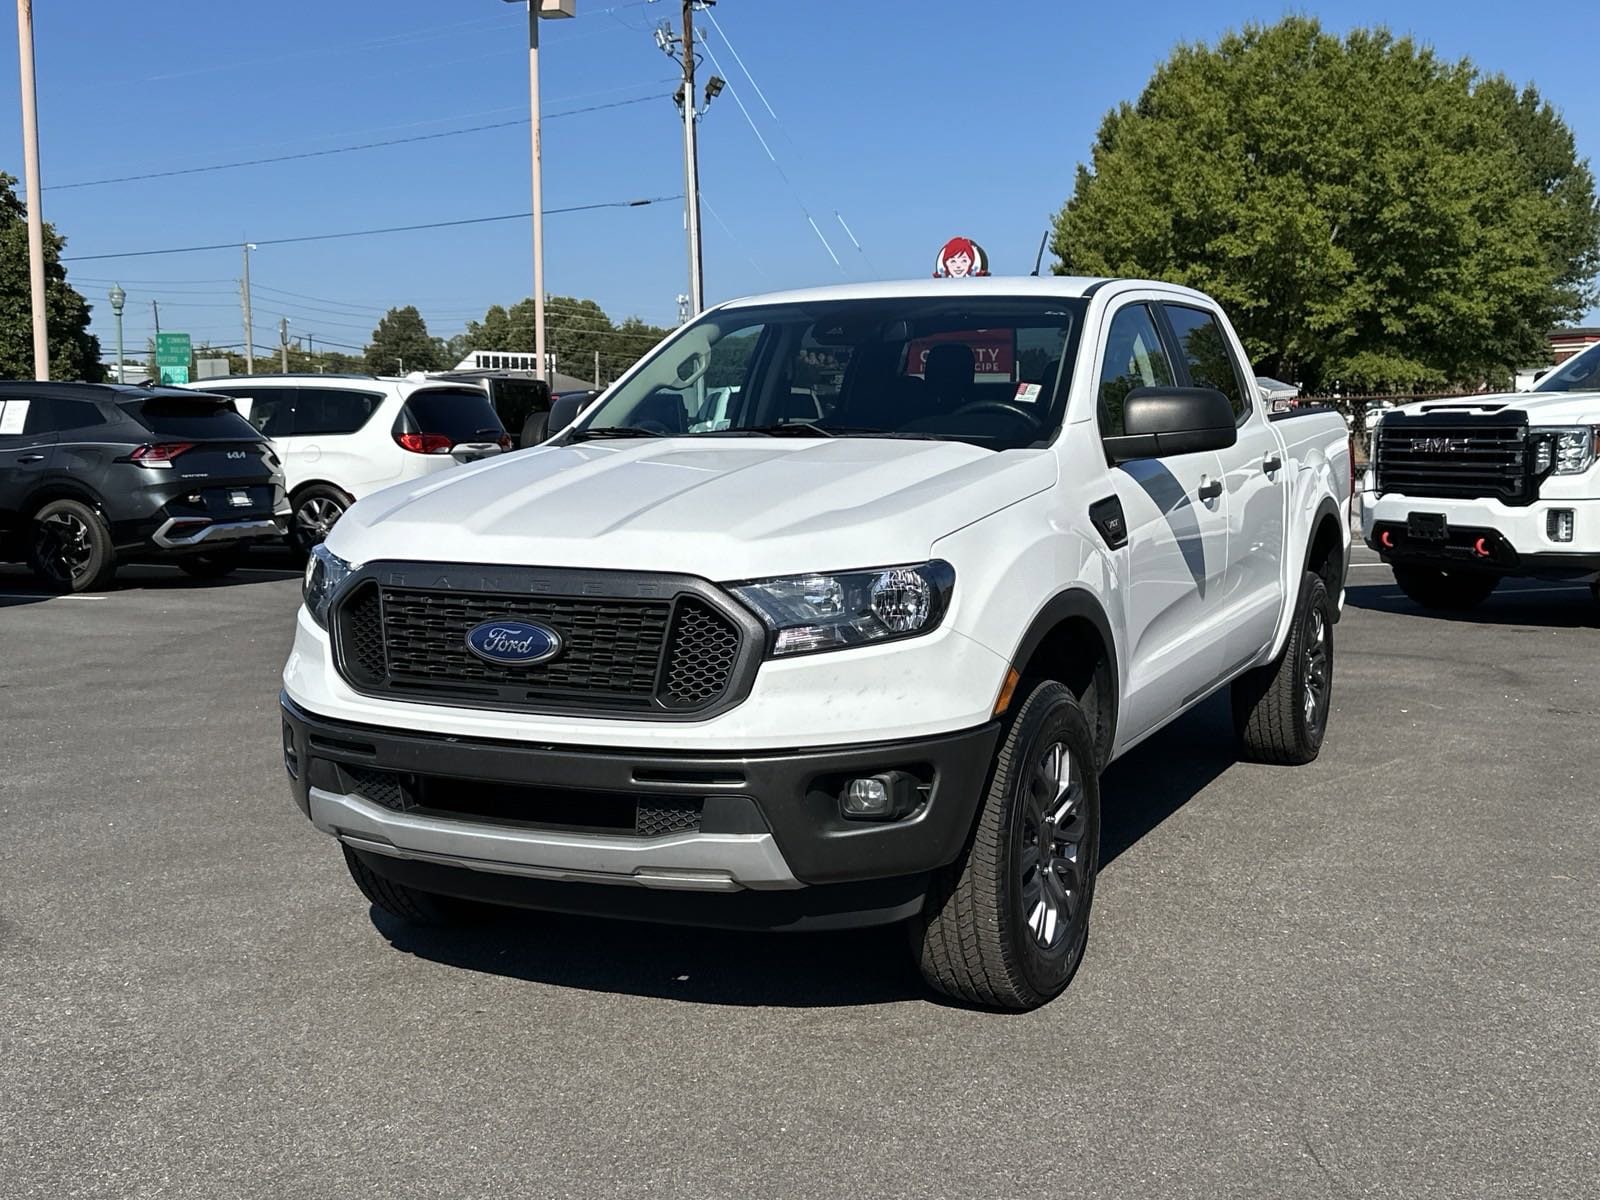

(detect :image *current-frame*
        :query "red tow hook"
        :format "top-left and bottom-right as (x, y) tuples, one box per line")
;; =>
(1379, 529), (1394, 548)
(1473, 537), (1491, 559)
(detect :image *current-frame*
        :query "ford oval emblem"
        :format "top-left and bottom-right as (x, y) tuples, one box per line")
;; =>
(464, 619), (562, 666)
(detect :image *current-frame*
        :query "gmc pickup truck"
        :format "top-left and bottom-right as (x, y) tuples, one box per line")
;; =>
(1363, 341), (1600, 610)
(281, 277), (1352, 1009)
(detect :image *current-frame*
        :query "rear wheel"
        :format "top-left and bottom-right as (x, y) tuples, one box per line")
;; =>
(288, 485), (350, 556)
(520, 411), (549, 448)
(177, 545), (249, 579)
(28, 499), (117, 593)
(1392, 565), (1498, 611)
(1232, 570), (1333, 765)
(342, 846), (490, 926)
(912, 680), (1101, 1010)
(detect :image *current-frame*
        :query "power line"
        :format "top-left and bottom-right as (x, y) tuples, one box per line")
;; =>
(50, 96), (662, 191)
(62, 196), (681, 263)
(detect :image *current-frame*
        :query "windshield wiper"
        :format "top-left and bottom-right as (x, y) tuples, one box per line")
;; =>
(687, 423), (940, 440)
(566, 425), (671, 442)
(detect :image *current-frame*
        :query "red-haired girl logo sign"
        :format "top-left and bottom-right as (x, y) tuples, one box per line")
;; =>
(933, 236), (989, 278)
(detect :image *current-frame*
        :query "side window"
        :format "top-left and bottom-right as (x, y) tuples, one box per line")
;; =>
(1163, 304), (1250, 422)
(291, 389), (383, 436)
(216, 389), (296, 438)
(1097, 304), (1175, 437)
(23, 397), (106, 435)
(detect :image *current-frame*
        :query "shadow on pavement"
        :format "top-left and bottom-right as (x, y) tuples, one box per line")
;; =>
(1345, 578), (1598, 628)
(373, 699), (1243, 1007)
(0, 549), (300, 605)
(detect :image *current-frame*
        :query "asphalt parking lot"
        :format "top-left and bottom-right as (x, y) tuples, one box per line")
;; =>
(2, 545), (1596, 1199)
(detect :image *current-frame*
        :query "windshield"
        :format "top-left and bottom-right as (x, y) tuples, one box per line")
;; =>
(574, 297), (1085, 450)
(1535, 341), (1600, 392)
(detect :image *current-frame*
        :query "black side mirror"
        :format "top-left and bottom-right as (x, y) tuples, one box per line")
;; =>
(1104, 387), (1238, 462)
(546, 393), (587, 437)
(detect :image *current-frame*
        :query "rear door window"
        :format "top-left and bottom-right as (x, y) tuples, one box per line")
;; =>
(1162, 304), (1251, 422)
(290, 388), (384, 436)
(24, 397), (107, 435)
(399, 389), (506, 441)
(210, 387), (296, 437)
(119, 396), (261, 440)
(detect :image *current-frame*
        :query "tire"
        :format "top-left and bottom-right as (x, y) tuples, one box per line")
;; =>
(520, 412), (549, 448)
(1231, 570), (1333, 766)
(288, 485), (350, 556)
(1392, 565), (1499, 611)
(341, 846), (488, 926)
(177, 545), (249, 579)
(912, 680), (1101, 1010)
(28, 498), (118, 593)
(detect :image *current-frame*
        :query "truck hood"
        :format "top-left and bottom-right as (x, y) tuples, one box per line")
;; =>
(1388, 390), (1600, 425)
(329, 437), (1057, 578)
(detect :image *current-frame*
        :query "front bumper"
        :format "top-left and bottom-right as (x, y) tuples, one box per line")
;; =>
(281, 696), (999, 927)
(1361, 491), (1600, 580)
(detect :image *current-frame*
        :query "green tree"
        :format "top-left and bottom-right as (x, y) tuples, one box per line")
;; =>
(1050, 18), (1600, 393)
(364, 305), (441, 374)
(0, 172), (103, 380)
(462, 296), (670, 383)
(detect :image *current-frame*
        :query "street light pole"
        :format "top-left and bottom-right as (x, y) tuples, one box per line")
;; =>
(15, 0), (49, 378)
(109, 284), (126, 383)
(680, 0), (706, 316)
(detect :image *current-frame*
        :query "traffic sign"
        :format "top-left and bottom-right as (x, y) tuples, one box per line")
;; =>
(155, 332), (191, 385)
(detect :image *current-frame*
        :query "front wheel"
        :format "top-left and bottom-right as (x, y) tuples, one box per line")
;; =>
(912, 680), (1101, 1010)
(288, 486), (350, 557)
(1392, 565), (1498, 611)
(28, 498), (117, 593)
(342, 846), (490, 926)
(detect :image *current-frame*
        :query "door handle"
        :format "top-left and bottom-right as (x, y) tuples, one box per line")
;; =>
(18, 454), (46, 464)
(1263, 453), (1283, 473)
(1197, 477), (1222, 502)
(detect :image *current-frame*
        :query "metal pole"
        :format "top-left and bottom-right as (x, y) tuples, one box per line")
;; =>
(279, 317), (289, 372)
(110, 285), (125, 384)
(16, 0), (49, 378)
(525, 2), (548, 382)
(152, 300), (160, 338)
(114, 311), (124, 381)
(594, 347), (600, 389)
(241, 243), (255, 375)
(681, 0), (704, 315)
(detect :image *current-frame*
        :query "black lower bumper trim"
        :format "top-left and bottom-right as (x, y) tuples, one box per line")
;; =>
(281, 695), (1001, 887)
(1369, 521), (1600, 579)
(353, 848), (929, 931)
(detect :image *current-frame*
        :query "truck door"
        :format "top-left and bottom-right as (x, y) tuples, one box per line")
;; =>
(1095, 301), (1230, 743)
(1161, 303), (1286, 674)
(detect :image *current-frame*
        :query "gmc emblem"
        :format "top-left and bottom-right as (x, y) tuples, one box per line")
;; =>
(1409, 436), (1469, 453)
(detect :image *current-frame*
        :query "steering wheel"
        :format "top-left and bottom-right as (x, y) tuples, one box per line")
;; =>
(633, 418), (676, 435)
(949, 399), (1043, 428)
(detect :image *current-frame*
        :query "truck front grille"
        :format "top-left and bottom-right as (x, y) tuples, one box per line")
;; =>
(330, 566), (758, 718)
(1375, 412), (1533, 505)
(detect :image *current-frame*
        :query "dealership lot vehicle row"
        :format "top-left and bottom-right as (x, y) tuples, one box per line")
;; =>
(1, 556), (1596, 1197)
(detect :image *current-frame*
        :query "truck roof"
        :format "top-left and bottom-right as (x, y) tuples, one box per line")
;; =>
(715, 275), (1212, 310)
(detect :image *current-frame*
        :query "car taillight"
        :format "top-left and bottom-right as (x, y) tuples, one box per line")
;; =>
(130, 442), (195, 468)
(395, 432), (453, 454)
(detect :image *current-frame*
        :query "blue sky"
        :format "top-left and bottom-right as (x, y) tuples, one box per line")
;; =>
(4, 0), (1598, 365)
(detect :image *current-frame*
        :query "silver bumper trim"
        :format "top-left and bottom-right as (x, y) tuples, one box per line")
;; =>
(308, 787), (801, 892)
(152, 516), (281, 549)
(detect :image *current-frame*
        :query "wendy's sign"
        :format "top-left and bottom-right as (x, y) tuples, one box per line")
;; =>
(933, 236), (989, 278)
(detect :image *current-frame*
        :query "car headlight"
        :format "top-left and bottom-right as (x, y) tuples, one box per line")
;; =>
(730, 561), (955, 656)
(302, 544), (355, 628)
(1531, 427), (1599, 476)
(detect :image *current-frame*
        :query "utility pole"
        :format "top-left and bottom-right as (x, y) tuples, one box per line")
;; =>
(16, 0), (48, 378)
(680, 0), (706, 315)
(307, 331), (317, 372)
(594, 347), (600, 389)
(152, 300), (160, 338)
(241, 242), (256, 375)
(279, 317), (290, 372)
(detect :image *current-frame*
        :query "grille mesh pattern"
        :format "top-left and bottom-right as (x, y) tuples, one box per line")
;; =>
(635, 798), (705, 837)
(336, 581), (748, 715)
(1376, 417), (1530, 504)
(661, 600), (742, 709)
(346, 766), (407, 812)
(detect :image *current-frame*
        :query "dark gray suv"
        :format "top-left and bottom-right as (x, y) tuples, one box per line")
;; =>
(0, 381), (286, 592)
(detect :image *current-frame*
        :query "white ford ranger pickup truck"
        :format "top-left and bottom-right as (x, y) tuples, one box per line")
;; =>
(1362, 340), (1600, 611)
(281, 277), (1352, 1009)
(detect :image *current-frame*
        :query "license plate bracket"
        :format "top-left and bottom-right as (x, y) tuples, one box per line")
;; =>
(229, 489), (252, 508)
(1406, 511), (1447, 542)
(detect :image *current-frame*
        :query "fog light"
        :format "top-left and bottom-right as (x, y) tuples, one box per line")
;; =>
(839, 771), (921, 821)
(1548, 509), (1575, 543)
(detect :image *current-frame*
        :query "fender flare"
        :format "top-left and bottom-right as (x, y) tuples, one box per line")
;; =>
(1301, 495), (1347, 606)
(22, 478), (107, 519)
(1007, 587), (1121, 765)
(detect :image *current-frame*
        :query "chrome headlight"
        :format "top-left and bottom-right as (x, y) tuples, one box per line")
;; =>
(1531, 427), (1599, 476)
(302, 544), (355, 628)
(730, 561), (955, 656)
